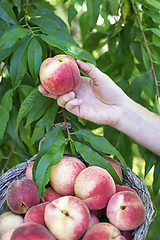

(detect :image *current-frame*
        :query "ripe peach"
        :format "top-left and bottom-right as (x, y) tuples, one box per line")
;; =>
(43, 186), (62, 202)
(44, 196), (90, 240)
(26, 162), (34, 180)
(0, 228), (17, 240)
(24, 202), (49, 227)
(6, 179), (41, 214)
(10, 222), (56, 240)
(50, 156), (86, 196)
(74, 166), (116, 210)
(82, 222), (126, 240)
(0, 211), (23, 234)
(106, 191), (146, 231)
(39, 55), (81, 95)
(116, 184), (137, 194)
(87, 213), (99, 230)
(103, 156), (123, 181)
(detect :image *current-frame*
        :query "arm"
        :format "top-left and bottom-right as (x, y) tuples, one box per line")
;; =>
(38, 60), (160, 156)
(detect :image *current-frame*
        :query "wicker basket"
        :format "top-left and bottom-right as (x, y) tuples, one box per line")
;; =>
(0, 124), (155, 240)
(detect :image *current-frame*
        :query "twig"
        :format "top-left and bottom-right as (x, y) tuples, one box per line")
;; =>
(0, 142), (17, 176)
(133, 4), (160, 100)
(24, 0), (34, 35)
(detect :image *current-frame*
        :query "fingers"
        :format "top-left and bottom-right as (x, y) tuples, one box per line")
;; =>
(76, 60), (108, 85)
(38, 85), (59, 99)
(57, 91), (83, 109)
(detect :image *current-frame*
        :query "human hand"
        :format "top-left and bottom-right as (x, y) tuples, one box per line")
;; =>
(38, 60), (130, 127)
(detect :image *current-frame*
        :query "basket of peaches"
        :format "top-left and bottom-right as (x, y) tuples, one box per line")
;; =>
(0, 145), (154, 240)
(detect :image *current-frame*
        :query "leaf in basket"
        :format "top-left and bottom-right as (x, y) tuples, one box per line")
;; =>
(36, 138), (68, 198)
(153, 159), (160, 195)
(32, 125), (63, 181)
(74, 129), (127, 174)
(74, 140), (122, 184)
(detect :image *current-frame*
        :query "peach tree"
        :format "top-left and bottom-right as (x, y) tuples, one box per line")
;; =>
(0, 0), (160, 195)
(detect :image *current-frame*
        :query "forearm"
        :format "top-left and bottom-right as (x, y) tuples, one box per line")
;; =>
(116, 98), (160, 156)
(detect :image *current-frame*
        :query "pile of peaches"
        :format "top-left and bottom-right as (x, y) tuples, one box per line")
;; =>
(0, 156), (146, 240)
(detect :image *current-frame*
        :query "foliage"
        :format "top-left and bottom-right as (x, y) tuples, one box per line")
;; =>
(0, 0), (160, 195)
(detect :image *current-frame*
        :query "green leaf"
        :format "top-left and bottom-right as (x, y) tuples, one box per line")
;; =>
(25, 96), (52, 126)
(68, 3), (78, 26)
(0, 26), (29, 51)
(74, 140), (122, 184)
(74, 129), (126, 174)
(153, 159), (160, 195)
(0, 89), (13, 140)
(42, 100), (59, 132)
(36, 138), (68, 198)
(31, 118), (45, 145)
(40, 34), (96, 65)
(33, 125), (64, 180)
(150, 28), (160, 38)
(145, 0), (160, 10)
(27, 37), (42, 85)
(10, 36), (31, 89)
(86, 0), (101, 30)
(0, 0), (18, 24)
(16, 88), (39, 129)
(144, 10), (160, 23)
(144, 149), (157, 178)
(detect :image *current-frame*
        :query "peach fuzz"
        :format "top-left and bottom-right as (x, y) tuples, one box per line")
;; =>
(82, 222), (126, 240)
(10, 222), (56, 240)
(74, 166), (116, 210)
(39, 55), (81, 95)
(6, 179), (40, 214)
(106, 191), (146, 231)
(43, 186), (62, 202)
(44, 196), (90, 240)
(103, 156), (123, 181)
(0, 211), (23, 234)
(24, 202), (49, 227)
(26, 162), (34, 179)
(50, 156), (86, 196)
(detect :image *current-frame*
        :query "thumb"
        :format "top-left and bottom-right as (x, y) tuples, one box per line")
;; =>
(76, 60), (108, 85)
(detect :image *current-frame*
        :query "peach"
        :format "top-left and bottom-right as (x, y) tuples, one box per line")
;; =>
(26, 162), (34, 180)
(87, 213), (99, 230)
(116, 184), (137, 194)
(10, 222), (56, 240)
(0, 228), (17, 240)
(90, 209), (103, 219)
(50, 156), (86, 196)
(43, 186), (62, 202)
(44, 196), (90, 240)
(39, 55), (81, 95)
(0, 211), (23, 234)
(6, 179), (41, 214)
(82, 222), (126, 240)
(106, 191), (146, 231)
(103, 156), (123, 181)
(74, 166), (116, 210)
(24, 202), (49, 227)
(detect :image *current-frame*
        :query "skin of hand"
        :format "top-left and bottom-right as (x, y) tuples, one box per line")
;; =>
(38, 60), (131, 128)
(38, 60), (160, 156)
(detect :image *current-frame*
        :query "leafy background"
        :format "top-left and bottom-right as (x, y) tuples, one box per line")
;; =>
(0, 0), (160, 238)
